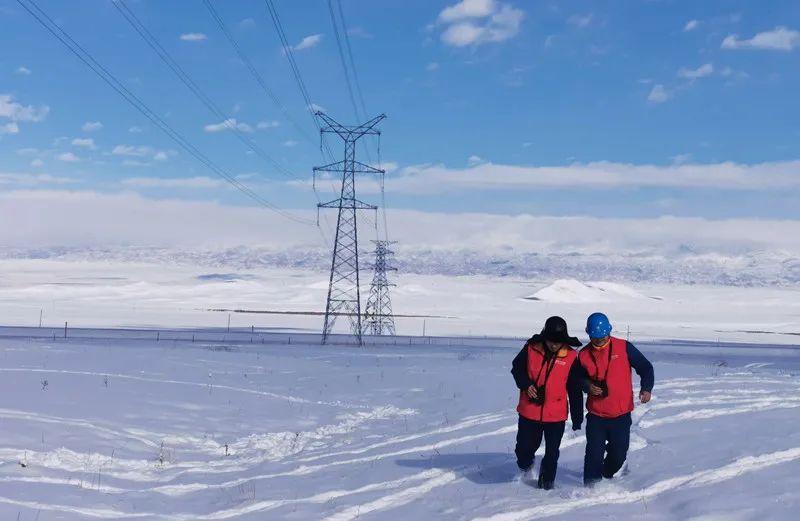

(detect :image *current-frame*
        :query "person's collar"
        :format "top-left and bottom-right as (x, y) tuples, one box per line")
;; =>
(591, 338), (611, 350)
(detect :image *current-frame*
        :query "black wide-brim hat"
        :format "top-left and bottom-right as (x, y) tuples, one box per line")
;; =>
(537, 316), (582, 347)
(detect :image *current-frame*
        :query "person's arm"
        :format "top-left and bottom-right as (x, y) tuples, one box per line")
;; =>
(627, 342), (654, 393)
(511, 344), (533, 390)
(574, 353), (592, 393)
(566, 357), (584, 430)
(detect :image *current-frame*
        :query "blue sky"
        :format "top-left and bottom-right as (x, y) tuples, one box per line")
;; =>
(2, 0), (800, 224)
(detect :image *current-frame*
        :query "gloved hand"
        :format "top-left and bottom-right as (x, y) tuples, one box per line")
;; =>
(572, 423), (582, 431)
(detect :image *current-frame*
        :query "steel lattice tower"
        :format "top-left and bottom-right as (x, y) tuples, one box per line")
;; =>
(315, 112), (386, 345)
(363, 240), (397, 336)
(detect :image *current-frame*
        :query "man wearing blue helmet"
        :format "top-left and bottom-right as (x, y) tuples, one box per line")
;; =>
(577, 312), (654, 487)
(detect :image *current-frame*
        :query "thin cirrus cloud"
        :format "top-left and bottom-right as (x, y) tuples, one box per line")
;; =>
(722, 26), (800, 51)
(122, 176), (223, 189)
(57, 152), (80, 162)
(292, 33), (323, 51)
(112, 144), (170, 162)
(81, 121), (103, 132)
(684, 20), (699, 32)
(71, 137), (96, 149)
(677, 63), (714, 80)
(0, 172), (74, 186)
(179, 32), (207, 42)
(647, 84), (670, 103)
(302, 160), (800, 195)
(204, 118), (254, 133)
(436, 0), (524, 47)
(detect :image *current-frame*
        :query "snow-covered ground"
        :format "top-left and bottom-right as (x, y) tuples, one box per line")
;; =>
(2, 258), (800, 344)
(0, 328), (799, 520)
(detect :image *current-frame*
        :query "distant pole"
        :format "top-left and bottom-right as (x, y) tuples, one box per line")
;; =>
(64, 321), (67, 339)
(39, 309), (43, 328)
(227, 314), (231, 333)
(422, 320), (426, 337)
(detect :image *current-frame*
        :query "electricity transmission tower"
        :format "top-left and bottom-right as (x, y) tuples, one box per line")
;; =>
(363, 240), (397, 336)
(315, 112), (386, 345)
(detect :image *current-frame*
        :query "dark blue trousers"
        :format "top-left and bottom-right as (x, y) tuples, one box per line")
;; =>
(515, 415), (565, 485)
(583, 412), (631, 485)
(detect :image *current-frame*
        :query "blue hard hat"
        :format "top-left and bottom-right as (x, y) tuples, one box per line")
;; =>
(586, 312), (612, 339)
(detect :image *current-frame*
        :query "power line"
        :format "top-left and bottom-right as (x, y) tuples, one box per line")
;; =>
(334, 0), (368, 118)
(260, 0), (342, 243)
(262, 0), (319, 129)
(201, 0), (318, 149)
(112, 0), (300, 181)
(326, 0), (376, 166)
(16, 0), (313, 226)
(327, 0), (361, 122)
(202, 0), (339, 246)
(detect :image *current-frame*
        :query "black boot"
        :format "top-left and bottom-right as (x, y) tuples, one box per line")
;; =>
(537, 475), (554, 490)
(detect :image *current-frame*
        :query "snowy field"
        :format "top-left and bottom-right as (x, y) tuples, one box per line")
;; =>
(2, 258), (800, 344)
(1, 328), (799, 520)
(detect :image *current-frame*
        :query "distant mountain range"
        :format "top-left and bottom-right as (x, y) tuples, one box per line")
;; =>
(3, 245), (799, 287)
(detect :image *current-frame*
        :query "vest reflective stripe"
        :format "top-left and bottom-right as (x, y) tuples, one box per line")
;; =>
(516, 343), (577, 422)
(579, 336), (634, 419)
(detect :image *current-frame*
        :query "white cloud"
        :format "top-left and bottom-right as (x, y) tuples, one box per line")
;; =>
(379, 161), (399, 173)
(57, 152), (80, 162)
(15, 66), (32, 75)
(71, 137), (96, 149)
(647, 84), (670, 103)
(16, 148), (38, 156)
(282, 140), (298, 147)
(204, 118), (253, 133)
(112, 145), (151, 157)
(438, 0), (496, 22)
(128, 126), (143, 133)
(257, 120), (280, 129)
(722, 26), (800, 51)
(180, 33), (208, 42)
(6, 190), (800, 277)
(567, 13), (593, 28)
(30, 159), (44, 168)
(0, 173), (74, 186)
(1, 122), (19, 135)
(309, 103), (327, 114)
(684, 20), (699, 32)
(307, 160), (800, 194)
(719, 66), (749, 80)
(670, 153), (692, 165)
(292, 34), (323, 51)
(153, 151), (168, 162)
(0, 94), (49, 123)
(82, 121), (103, 132)
(122, 177), (223, 189)
(677, 63), (714, 80)
(437, 1), (524, 47)
(468, 155), (483, 165)
(239, 18), (256, 29)
(426, 62), (440, 71)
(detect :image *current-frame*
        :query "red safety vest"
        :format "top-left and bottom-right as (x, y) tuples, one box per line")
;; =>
(516, 342), (577, 422)
(578, 336), (634, 418)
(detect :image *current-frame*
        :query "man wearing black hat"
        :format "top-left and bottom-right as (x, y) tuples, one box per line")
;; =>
(511, 316), (584, 489)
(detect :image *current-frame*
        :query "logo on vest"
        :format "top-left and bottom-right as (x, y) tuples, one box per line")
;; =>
(555, 359), (567, 366)
(611, 354), (620, 360)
